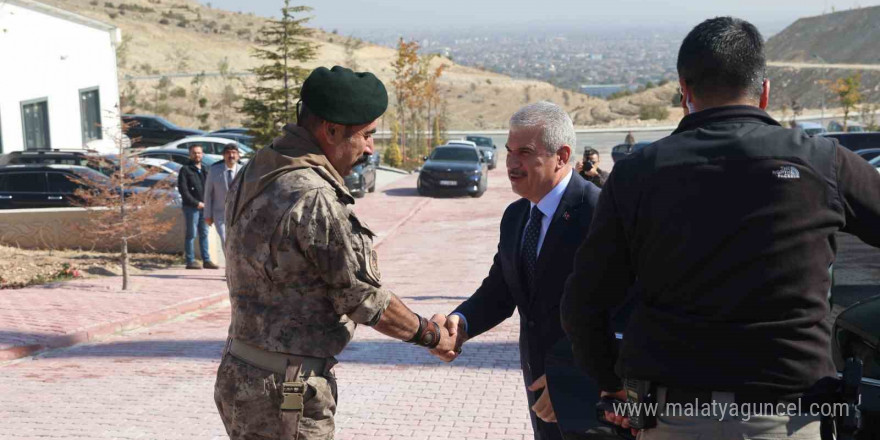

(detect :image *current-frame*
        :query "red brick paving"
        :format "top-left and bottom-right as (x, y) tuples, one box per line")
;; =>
(0, 165), (536, 439)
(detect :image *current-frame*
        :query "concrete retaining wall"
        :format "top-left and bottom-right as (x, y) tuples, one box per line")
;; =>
(0, 206), (224, 265)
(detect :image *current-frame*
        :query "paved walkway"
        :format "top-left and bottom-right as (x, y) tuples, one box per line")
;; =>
(0, 165), (533, 439)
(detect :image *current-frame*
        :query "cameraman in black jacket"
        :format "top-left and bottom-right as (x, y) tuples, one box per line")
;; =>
(561, 17), (880, 440)
(177, 144), (218, 270)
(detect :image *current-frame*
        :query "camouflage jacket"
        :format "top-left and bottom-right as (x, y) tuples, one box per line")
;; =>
(224, 125), (391, 358)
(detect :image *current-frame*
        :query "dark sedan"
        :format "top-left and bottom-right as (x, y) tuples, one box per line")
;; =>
(417, 145), (487, 197)
(0, 164), (180, 209)
(122, 114), (205, 148)
(822, 132), (880, 152)
(344, 153), (379, 198)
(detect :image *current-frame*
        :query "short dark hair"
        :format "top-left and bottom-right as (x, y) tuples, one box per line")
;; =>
(584, 148), (599, 159)
(188, 143), (203, 152)
(677, 17), (766, 102)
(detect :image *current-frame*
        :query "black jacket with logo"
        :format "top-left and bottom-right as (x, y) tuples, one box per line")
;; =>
(177, 161), (207, 208)
(561, 106), (880, 398)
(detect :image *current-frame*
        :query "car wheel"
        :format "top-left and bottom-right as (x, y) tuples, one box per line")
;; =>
(354, 177), (366, 198)
(417, 180), (428, 197)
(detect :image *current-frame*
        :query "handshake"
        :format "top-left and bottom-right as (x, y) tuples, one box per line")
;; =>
(424, 314), (468, 362)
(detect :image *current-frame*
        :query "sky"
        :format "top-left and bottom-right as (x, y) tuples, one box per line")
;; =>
(198, 0), (880, 36)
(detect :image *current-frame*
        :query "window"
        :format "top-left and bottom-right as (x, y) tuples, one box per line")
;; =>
(80, 88), (102, 143)
(0, 174), (7, 191)
(6, 172), (47, 193)
(47, 172), (81, 194)
(139, 117), (162, 130)
(21, 99), (50, 151)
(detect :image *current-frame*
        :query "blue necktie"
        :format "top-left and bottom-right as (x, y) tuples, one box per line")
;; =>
(521, 205), (543, 287)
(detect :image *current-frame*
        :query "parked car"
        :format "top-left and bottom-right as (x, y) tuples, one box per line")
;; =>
(417, 144), (488, 197)
(134, 147), (222, 169)
(0, 150), (169, 188)
(465, 135), (498, 169)
(163, 136), (254, 158)
(822, 132), (880, 152)
(343, 154), (380, 198)
(794, 121), (827, 136)
(135, 157), (182, 176)
(0, 164), (179, 209)
(827, 120), (866, 133)
(122, 114), (205, 147)
(611, 141), (652, 163)
(853, 148), (880, 163)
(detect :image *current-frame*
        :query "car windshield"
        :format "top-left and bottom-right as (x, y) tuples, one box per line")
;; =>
(467, 137), (493, 147)
(100, 155), (149, 178)
(160, 161), (183, 172)
(74, 167), (111, 183)
(431, 148), (479, 162)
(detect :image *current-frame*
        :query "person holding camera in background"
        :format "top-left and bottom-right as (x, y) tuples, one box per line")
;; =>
(576, 148), (608, 188)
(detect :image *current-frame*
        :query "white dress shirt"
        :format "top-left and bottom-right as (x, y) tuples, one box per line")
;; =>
(521, 169), (572, 257)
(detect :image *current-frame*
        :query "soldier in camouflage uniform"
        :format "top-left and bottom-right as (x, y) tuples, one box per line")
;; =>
(214, 66), (456, 439)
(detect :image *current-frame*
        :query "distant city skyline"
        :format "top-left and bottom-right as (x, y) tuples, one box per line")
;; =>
(198, 0), (880, 37)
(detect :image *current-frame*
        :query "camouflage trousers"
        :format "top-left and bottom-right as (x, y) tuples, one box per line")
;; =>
(214, 353), (338, 439)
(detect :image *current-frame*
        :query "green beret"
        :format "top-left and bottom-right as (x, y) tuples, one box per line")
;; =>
(300, 66), (388, 125)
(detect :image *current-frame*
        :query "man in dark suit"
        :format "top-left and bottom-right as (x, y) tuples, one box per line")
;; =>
(430, 101), (601, 440)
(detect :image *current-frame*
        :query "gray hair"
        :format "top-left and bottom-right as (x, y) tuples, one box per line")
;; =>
(509, 101), (576, 154)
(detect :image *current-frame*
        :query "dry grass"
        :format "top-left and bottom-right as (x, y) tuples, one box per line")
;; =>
(0, 245), (183, 289)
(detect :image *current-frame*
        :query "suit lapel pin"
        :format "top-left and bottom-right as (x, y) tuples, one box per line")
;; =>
(563, 211), (571, 221)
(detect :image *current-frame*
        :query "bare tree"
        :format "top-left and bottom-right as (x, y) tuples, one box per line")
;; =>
(70, 119), (176, 290)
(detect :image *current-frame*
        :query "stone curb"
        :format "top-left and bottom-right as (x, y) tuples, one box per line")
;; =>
(0, 292), (228, 361)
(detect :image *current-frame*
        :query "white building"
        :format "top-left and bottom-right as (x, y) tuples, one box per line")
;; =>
(0, 0), (122, 154)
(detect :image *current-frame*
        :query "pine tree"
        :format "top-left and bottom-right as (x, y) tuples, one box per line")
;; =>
(240, 0), (317, 148)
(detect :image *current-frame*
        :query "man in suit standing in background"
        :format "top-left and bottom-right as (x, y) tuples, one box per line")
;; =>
(205, 143), (241, 251)
(430, 101), (601, 440)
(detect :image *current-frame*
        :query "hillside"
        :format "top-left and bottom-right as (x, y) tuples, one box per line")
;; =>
(764, 6), (880, 111)
(766, 6), (880, 64)
(39, 0), (681, 130)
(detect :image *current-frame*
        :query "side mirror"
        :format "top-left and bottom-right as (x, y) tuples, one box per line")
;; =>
(423, 155), (428, 161)
(493, 144), (497, 149)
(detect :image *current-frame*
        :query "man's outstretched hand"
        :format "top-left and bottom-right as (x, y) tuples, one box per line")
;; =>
(428, 314), (467, 362)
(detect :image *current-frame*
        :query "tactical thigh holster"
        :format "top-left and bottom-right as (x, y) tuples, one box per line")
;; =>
(227, 339), (329, 439)
(281, 361), (306, 440)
